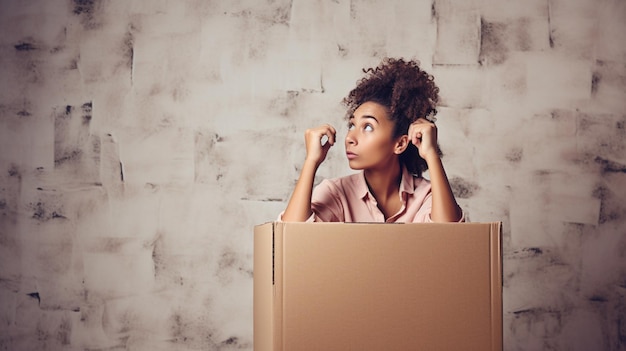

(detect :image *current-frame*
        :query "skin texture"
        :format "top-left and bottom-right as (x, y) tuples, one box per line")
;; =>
(282, 101), (461, 222)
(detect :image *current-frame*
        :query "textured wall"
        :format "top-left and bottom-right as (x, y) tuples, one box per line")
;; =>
(0, 0), (625, 350)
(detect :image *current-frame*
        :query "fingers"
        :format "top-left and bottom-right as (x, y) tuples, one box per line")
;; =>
(304, 124), (337, 165)
(320, 134), (329, 146)
(305, 124), (336, 143)
(408, 118), (436, 145)
(408, 118), (439, 160)
(320, 124), (337, 146)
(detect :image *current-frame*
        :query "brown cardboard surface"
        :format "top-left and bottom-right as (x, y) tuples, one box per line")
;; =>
(254, 222), (502, 351)
(253, 223), (274, 351)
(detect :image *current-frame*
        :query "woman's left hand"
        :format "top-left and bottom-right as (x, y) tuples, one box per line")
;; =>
(408, 118), (438, 160)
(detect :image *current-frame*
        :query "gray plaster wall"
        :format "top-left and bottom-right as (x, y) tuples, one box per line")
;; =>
(0, 0), (625, 350)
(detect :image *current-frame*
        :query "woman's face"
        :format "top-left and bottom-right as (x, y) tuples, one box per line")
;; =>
(345, 101), (402, 171)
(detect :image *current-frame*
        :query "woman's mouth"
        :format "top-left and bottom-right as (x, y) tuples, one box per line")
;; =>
(346, 151), (357, 160)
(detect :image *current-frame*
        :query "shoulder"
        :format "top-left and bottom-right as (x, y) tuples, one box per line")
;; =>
(410, 174), (432, 196)
(401, 166), (432, 192)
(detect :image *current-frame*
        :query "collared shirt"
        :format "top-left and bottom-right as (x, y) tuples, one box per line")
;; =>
(280, 166), (464, 223)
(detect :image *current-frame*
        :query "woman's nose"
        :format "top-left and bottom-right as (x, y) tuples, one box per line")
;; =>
(345, 131), (356, 145)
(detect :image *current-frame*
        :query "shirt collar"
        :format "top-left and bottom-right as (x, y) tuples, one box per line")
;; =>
(399, 165), (415, 195)
(357, 165), (415, 200)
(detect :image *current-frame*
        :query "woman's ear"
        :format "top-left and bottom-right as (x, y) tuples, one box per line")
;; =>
(394, 135), (409, 155)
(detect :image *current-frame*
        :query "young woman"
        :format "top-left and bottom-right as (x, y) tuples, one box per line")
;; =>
(281, 58), (463, 223)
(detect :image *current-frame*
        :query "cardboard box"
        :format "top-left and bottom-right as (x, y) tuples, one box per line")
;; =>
(254, 222), (502, 351)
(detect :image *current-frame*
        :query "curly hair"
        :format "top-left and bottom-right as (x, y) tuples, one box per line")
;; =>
(342, 57), (442, 176)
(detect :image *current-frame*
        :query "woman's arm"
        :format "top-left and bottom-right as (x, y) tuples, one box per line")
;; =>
(282, 124), (337, 222)
(423, 153), (462, 222)
(408, 118), (462, 222)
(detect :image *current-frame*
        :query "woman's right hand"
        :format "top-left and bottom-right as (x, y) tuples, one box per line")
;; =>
(283, 124), (336, 222)
(304, 124), (336, 166)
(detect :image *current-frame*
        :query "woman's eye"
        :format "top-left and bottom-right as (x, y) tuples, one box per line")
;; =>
(348, 123), (355, 130)
(364, 124), (373, 132)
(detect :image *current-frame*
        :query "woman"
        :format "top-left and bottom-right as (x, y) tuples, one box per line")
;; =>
(281, 58), (463, 223)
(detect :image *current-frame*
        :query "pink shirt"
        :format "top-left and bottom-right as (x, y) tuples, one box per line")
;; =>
(280, 166), (464, 223)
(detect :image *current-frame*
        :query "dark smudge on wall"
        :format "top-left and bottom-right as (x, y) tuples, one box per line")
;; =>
(479, 19), (508, 66)
(122, 29), (135, 71)
(14, 39), (38, 52)
(479, 16), (543, 66)
(0, 164), (21, 261)
(194, 130), (225, 183)
(216, 247), (253, 285)
(506, 147), (524, 163)
(449, 176), (480, 199)
(72, 0), (103, 29)
(268, 90), (300, 117)
(592, 184), (624, 224)
(53, 102), (101, 183)
(150, 232), (165, 280)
